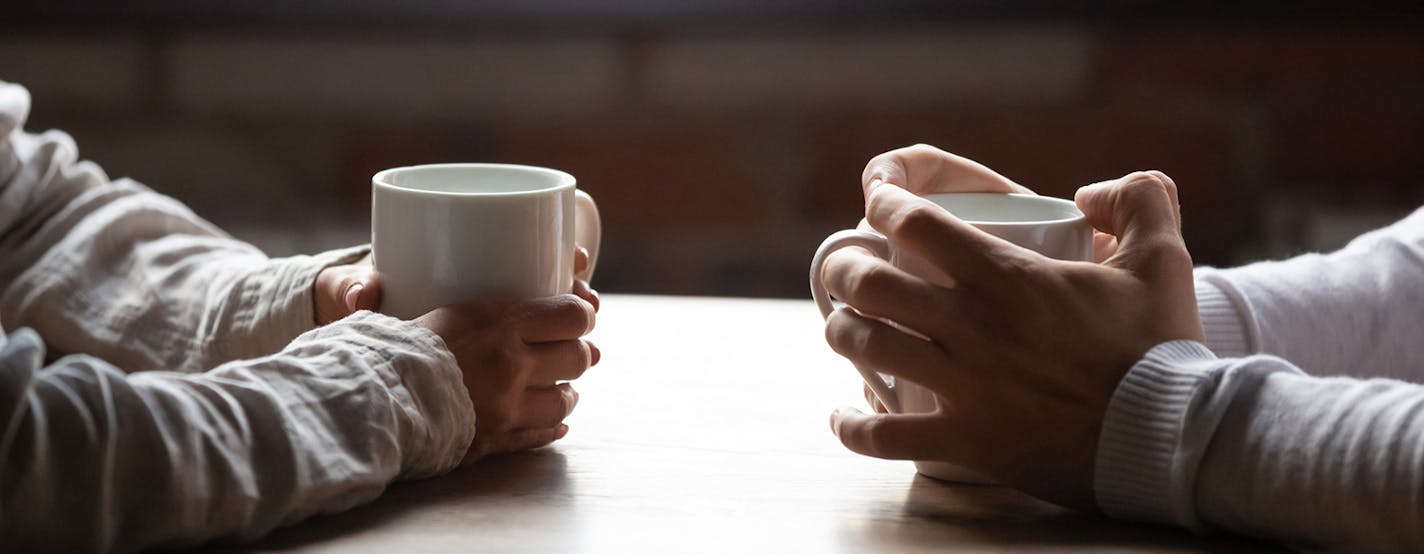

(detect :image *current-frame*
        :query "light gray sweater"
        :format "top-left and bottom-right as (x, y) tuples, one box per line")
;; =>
(0, 83), (476, 552)
(1095, 206), (1424, 552)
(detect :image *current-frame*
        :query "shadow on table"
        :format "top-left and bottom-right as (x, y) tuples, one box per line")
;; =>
(842, 474), (1286, 552)
(198, 447), (572, 553)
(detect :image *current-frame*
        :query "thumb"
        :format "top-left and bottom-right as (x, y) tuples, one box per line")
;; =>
(315, 265), (382, 324)
(1073, 171), (1189, 278)
(346, 276), (382, 313)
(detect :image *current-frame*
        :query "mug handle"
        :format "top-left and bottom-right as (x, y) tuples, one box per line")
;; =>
(809, 229), (901, 413)
(574, 189), (602, 282)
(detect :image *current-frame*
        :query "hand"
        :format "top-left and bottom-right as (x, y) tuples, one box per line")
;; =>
(314, 254), (381, 325)
(821, 171), (1202, 510)
(862, 144), (1132, 263)
(314, 247), (595, 324)
(417, 283), (601, 464)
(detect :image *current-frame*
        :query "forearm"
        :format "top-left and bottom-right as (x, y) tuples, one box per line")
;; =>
(0, 312), (474, 553)
(1095, 341), (1424, 551)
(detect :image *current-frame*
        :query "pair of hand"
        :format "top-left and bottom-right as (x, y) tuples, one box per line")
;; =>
(314, 249), (600, 464)
(821, 144), (1203, 510)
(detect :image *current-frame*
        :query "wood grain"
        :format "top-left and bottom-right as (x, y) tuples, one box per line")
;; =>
(209, 295), (1278, 553)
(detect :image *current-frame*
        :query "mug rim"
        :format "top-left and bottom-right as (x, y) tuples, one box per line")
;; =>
(372, 163), (576, 196)
(922, 192), (1085, 226)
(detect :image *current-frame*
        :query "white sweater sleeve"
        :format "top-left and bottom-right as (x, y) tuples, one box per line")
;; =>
(1191, 208), (1424, 379)
(1095, 209), (1424, 551)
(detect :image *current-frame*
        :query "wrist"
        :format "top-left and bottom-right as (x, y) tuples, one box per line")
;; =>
(1094, 340), (1220, 529)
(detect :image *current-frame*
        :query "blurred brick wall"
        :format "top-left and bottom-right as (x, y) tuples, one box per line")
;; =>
(2, 18), (1421, 297)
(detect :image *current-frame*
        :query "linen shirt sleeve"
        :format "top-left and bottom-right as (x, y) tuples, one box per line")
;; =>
(0, 82), (367, 375)
(0, 81), (477, 552)
(0, 312), (476, 553)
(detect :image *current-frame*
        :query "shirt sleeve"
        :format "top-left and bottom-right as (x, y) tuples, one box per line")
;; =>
(0, 311), (476, 554)
(1189, 207), (1424, 379)
(0, 81), (365, 375)
(1094, 341), (1424, 552)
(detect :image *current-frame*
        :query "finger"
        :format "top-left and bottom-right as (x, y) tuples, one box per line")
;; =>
(819, 246), (964, 341)
(1145, 170), (1182, 231)
(865, 183), (1029, 284)
(575, 246), (590, 275)
(862, 144), (1032, 199)
(350, 275), (382, 312)
(830, 407), (950, 460)
(1073, 172), (1191, 280)
(515, 294), (597, 342)
(825, 307), (956, 392)
(528, 340), (596, 383)
(572, 279), (600, 312)
(863, 384), (889, 414)
(515, 383), (579, 429)
(316, 264), (379, 324)
(1092, 232), (1119, 264)
(479, 424), (570, 459)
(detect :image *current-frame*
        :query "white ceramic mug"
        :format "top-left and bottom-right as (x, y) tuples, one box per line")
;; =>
(810, 193), (1092, 483)
(372, 163), (601, 320)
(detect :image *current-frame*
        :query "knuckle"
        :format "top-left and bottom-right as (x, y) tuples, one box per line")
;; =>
(1144, 242), (1193, 275)
(894, 204), (944, 239)
(993, 255), (1039, 286)
(1120, 172), (1170, 197)
(865, 182), (894, 214)
(1144, 169), (1176, 188)
(481, 409), (514, 434)
(906, 143), (941, 156)
(555, 296), (596, 334)
(481, 345), (526, 387)
(856, 324), (898, 363)
(570, 342), (592, 376)
(846, 264), (894, 302)
(859, 418), (890, 454)
(824, 310), (864, 356)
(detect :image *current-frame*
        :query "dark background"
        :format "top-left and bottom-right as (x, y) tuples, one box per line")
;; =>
(4, 2), (1422, 297)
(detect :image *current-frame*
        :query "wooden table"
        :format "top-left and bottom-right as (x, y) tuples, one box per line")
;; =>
(221, 295), (1277, 553)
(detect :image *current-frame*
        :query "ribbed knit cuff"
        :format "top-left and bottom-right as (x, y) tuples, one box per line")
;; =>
(1095, 340), (1220, 529)
(1195, 276), (1251, 358)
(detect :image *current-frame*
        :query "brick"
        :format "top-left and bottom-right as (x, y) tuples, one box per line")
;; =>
(644, 26), (1094, 110)
(168, 32), (624, 120)
(0, 32), (149, 112)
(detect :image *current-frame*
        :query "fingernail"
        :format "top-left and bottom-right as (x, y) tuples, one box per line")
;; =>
(345, 284), (364, 311)
(588, 342), (601, 365)
(555, 424), (570, 439)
